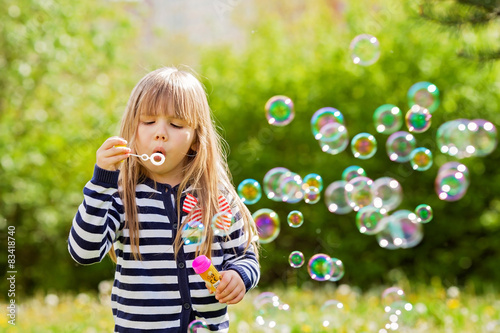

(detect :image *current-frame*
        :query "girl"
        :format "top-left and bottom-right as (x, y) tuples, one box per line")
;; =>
(68, 67), (260, 332)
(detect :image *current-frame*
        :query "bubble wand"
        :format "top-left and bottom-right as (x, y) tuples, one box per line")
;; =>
(129, 152), (166, 166)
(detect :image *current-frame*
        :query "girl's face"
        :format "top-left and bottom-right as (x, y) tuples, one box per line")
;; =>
(135, 110), (196, 185)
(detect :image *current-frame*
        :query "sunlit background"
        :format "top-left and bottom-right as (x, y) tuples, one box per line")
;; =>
(1, 0), (500, 332)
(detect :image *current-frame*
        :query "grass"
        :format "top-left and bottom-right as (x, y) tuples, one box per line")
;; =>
(2, 281), (499, 332)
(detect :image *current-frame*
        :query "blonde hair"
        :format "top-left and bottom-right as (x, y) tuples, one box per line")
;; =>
(110, 67), (259, 262)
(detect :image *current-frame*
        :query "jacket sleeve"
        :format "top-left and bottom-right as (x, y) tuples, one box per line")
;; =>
(68, 165), (124, 265)
(220, 192), (260, 292)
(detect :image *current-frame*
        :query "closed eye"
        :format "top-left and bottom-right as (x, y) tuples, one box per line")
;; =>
(171, 123), (183, 129)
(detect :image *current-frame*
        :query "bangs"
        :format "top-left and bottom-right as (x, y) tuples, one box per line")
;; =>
(135, 69), (208, 129)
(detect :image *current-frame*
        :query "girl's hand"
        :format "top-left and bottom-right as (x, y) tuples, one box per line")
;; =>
(214, 270), (246, 305)
(96, 137), (131, 171)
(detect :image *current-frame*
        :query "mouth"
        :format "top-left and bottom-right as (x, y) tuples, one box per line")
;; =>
(151, 147), (166, 165)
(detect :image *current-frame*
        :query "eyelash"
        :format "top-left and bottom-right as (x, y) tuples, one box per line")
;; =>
(142, 121), (183, 129)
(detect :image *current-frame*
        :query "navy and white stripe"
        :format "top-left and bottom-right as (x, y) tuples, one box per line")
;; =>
(68, 165), (260, 332)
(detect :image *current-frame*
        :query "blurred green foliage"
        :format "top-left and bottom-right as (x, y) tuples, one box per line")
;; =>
(0, 0), (140, 294)
(199, 0), (500, 290)
(1, 0), (499, 297)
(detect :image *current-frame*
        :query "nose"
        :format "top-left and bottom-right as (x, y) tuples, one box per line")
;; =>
(154, 121), (168, 141)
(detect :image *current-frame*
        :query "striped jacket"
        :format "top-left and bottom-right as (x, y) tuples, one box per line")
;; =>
(68, 166), (260, 332)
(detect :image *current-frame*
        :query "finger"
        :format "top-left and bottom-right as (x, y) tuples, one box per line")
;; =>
(225, 289), (245, 305)
(218, 286), (243, 304)
(103, 137), (128, 150)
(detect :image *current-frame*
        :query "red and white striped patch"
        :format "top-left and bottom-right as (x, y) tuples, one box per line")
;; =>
(182, 193), (198, 213)
(183, 194), (234, 230)
(215, 195), (233, 231)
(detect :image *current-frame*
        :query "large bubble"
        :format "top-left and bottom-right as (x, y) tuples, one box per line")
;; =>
(349, 34), (381, 66)
(324, 180), (353, 215)
(303, 173), (324, 192)
(386, 131), (417, 163)
(265, 95), (295, 126)
(407, 81), (440, 113)
(342, 165), (367, 182)
(371, 177), (403, 211)
(263, 167), (289, 201)
(211, 211), (235, 237)
(405, 105), (432, 133)
(356, 205), (388, 235)
(345, 176), (374, 211)
(308, 253), (334, 281)
(376, 210), (423, 249)
(319, 300), (345, 330)
(237, 178), (262, 205)
(351, 133), (377, 159)
(435, 168), (469, 202)
(278, 171), (304, 203)
(253, 208), (280, 244)
(409, 147), (433, 171)
(181, 220), (206, 246)
(373, 104), (403, 134)
(311, 107), (344, 140)
(318, 122), (349, 155)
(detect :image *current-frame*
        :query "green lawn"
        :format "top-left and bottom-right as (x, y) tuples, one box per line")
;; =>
(2, 282), (499, 332)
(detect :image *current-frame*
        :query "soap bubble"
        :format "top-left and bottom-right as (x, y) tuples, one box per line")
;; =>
(409, 147), (433, 171)
(371, 177), (403, 211)
(303, 173), (324, 192)
(329, 258), (345, 282)
(254, 292), (291, 330)
(356, 205), (388, 235)
(324, 180), (353, 215)
(415, 204), (433, 223)
(373, 104), (403, 134)
(318, 122), (349, 155)
(308, 253), (333, 281)
(311, 107), (344, 140)
(188, 319), (209, 332)
(382, 287), (413, 315)
(253, 208), (280, 244)
(345, 176), (374, 211)
(351, 133), (377, 159)
(263, 167), (289, 201)
(376, 210), (423, 249)
(211, 211), (235, 237)
(436, 119), (475, 158)
(349, 34), (381, 66)
(407, 81), (440, 113)
(265, 95), (295, 126)
(342, 165), (367, 182)
(237, 178), (262, 205)
(470, 119), (497, 157)
(181, 220), (206, 246)
(320, 300), (345, 330)
(289, 251), (305, 268)
(435, 169), (469, 202)
(304, 186), (321, 204)
(386, 131), (416, 162)
(405, 105), (432, 133)
(287, 210), (304, 228)
(279, 171), (304, 203)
